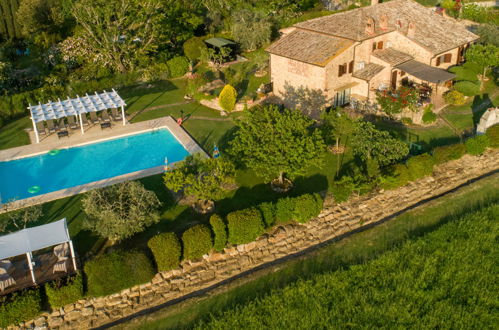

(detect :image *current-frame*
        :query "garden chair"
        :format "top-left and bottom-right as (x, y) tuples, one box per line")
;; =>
(111, 108), (122, 121)
(89, 111), (100, 124)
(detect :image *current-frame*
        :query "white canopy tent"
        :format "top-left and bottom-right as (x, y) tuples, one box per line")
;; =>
(28, 89), (127, 143)
(0, 218), (77, 284)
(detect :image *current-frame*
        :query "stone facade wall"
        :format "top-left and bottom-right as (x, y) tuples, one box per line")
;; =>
(15, 149), (499, 330)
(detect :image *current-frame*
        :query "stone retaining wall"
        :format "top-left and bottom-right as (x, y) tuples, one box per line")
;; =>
(15, 149), (499, 329)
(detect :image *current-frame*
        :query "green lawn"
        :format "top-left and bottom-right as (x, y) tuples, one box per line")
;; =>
(123, 173), (499, 330)
(0, 117), (31, 150)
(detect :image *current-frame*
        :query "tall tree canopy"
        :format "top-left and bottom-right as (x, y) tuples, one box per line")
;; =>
(229, 104), (325, 184)
(465, 43), (499, 85)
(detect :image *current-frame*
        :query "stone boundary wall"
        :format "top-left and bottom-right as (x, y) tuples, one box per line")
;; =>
(15, 149), (499, 330)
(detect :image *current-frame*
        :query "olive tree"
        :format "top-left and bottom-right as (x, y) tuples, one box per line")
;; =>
(82, 181), (162, 244)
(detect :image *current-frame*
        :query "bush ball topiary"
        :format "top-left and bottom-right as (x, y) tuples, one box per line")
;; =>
(292, 193), (323, 223)
(407, 153), (435, 180)
(422, 109), (437, 124)
(227, 208), (265, 245)
(210, 214), (228, 252)
(486, 124), (499, 148)
(432, 143), (466, 164)
(275, 197), (295, 224)
(148, 232), (182, 271)
(182, 224), (213, 260)
(444, 90), (466, 106)
(465, 135), (490, 155)
(258, 202), (276, 228)
(183, 37), (208, 62)
(167, 56), (190, 78)
(218, 84), (238, 112)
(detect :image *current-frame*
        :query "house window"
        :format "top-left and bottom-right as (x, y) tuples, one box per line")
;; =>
(338, 63), (347, 77)
(377, 41), (384, 50)
(436, 56), (441, 66)
(348, 61), (354, 74)
(333, 89), (351, 107)
(372, 42), (377, 51)
(444, 53), (452, 63)
(357, 61), (365, 70)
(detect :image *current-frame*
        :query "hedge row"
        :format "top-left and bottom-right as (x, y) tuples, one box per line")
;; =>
(45, 273), (84, 309)
(0, 289), (42, 328)
(148, 232), (182, 272)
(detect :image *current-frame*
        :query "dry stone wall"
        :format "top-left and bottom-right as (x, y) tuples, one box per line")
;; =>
(14, 149), (499, 330)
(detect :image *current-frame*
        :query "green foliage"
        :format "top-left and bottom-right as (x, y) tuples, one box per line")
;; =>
(0, 289), (42, 328)
(229, 104), (326, 184)
(448, 66), (479, 83)
(465, 135), (489, 156)
(210, 214), (227, 252)
(45, 273), (84, 310)
(432, 143), (466, 164)
(231, 9), (272, 51)
(465, 44), (499, 80)
(351, 121), (409, 166)
(443, 90), (466, 106)
(148, 232), (181, 272)
(0, 0), (23, 39)
(292, 194), (323, 224)
(182, 224), (213, 260)
(329, 176), (355, 203)
(275, 197), (295, 224)
(164, 155), (235, 201)
(218, 84), (238, 112)
(407, 153), (434, 180)
(194, 205), (499, 329)
(376, 86), (419, 116)
(486, 124), (499, 148)
(258, 202), (276, 228)
(283, 83), (330, 119)
(85, 250), (154, 297)
(321, 109), (356, 148)
(453, 81), (480, 96)
(167, 56), (190, 78)
(227, 208), (265, 245)
(401, 117), (412, 125)
(183, 37), (208, 62)
(380, 164), (411, 190)
(422, 106), (437, 124)
(82, 181), (162, 243)
(16, 0), (64, 39)
(461, 4), (499, 25)
(476, 24), (499, 47)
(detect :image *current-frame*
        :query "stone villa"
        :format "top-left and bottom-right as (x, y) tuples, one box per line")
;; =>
(267, 0), (479, 108)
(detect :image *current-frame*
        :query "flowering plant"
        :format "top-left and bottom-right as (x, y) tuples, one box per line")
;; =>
(376, 86), (419, 116)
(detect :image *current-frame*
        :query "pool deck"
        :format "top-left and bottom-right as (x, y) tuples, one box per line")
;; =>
(0, 116), (207, 213)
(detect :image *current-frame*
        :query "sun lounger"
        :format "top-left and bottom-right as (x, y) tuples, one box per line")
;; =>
(57, 118), (67, 130)
(67, 116), (79, 129)
(89, 111), (100, 124)
(80, 114), (90, 126)
(46, 120), (56, 133)
(53, 259), (67, 273)
(111, 108), (122, 121)
(101, 110), (111, 123)
(0, 273), (16, 291)
(35, 121), (46, 135)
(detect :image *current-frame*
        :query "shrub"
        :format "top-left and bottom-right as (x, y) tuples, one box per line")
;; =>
(148, 232), (182, 272)
(448, 65), (480, 83)
(432, 143), (466, 164)
(0, 289), (42, 328)
(275, 197), (295, 224)
(227, 208), (265, 245)
(258, 202), (276, 228)
(422, 105), (437, 124)
(380, 164), (411, 190)
(167, 56), (190, 78)
(292, 194), (323, 223)
(453, 81), (480, 96)
(401, 117), (413, 125)
(407, 153), (435, 180)
(210, 214), (228, 252)
(183, 37), (208, 62)
(329, 176), (355, 203)
(182, 224), (213, 260)
(218, 84), (238, 112)
(45, 273), (84, 310)
(465, 135), (489, 155)
(486, 124), (499, 148)
(85, 250), (155, 297)
(443, 90), (466, 106)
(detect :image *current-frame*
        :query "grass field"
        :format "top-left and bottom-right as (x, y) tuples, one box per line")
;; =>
(119, 173), (499, 330)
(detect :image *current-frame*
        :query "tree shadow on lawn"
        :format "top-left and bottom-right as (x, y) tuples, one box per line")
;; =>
(122, 80), (179, 110)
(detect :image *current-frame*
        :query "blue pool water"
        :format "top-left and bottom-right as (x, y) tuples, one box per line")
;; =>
(0, 129), (190, 202)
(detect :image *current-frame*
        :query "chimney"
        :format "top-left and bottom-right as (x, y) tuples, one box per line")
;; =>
(365, 17), (375, 35)
(379, 14), (388, 30)
(407, 22), (415, 38)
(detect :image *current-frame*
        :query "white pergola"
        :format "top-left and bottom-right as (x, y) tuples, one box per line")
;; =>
(0, 218), (77, 284)
(28, 89), (127, 143)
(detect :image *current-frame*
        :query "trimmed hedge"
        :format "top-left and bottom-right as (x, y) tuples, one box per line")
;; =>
(432, 143), (466, 164)
(486, 124), (499, 148)
(210, 214), (228, 252)
(292, 194), (323, 223)
(422, 109), (437, 124)
(45, 273), (84, 310)
(329, 177), (355, 203)
(227, 208), (265, 245)
(380, 164), (411, 190)
(84, 250), (155, 297)
(258, 202), (276, 228)
(407, 153), (435, 180)
(182, 224), (213, 260)
(465, 135), (489, 155)
(0, 289), (42, 328)
(275, 197), (295, 224)
(148, 232), (182, 271)
(218, 84), (238, 112)
(167, 56), (190, 78)
(453, 81), (480, 96)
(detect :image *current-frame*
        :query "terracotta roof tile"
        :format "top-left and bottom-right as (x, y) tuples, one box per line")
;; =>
(353, 63), (385, 81)
(372, 48), (413, 65)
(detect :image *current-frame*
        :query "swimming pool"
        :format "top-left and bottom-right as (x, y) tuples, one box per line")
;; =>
(0, 129), (190, 202)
